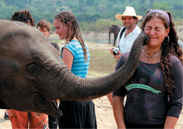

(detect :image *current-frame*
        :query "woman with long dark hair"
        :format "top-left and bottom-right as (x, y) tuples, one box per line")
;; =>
(113, 9), (183, 129)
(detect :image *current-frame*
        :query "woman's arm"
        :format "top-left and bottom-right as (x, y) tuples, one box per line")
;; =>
(164, 116), (178, 129)
(165, 59), (183, 128)
(62, 48), (74, 70)
(113, 96), (126, 129)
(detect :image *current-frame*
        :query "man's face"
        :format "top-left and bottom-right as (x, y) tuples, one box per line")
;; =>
(37, 26), (50, 38)
(122, 16), (137, 30)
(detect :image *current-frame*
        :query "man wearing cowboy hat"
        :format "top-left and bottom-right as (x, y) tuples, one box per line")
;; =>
(109, 6), (142, 60)
(108, 6), (142, 106)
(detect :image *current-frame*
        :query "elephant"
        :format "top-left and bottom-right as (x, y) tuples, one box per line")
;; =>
(108, 24), (120, 46)
(0, 20), (149, 116)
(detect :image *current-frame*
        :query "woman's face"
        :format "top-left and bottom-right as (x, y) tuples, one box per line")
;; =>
(144, 18), (170, 48)
(53, 19), (67, 40)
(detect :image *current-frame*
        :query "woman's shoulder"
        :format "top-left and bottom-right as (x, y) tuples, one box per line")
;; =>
(65, 40), (78, 48)
(67, 40), (89, 49)
(169, 55), (182, 65)
(67, 40), (78, 45)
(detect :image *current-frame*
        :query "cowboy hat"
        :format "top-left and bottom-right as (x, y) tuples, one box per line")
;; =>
(115, 6), (142, 20)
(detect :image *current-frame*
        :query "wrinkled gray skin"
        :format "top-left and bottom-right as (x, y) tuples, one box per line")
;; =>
(0, 20), (149, 116)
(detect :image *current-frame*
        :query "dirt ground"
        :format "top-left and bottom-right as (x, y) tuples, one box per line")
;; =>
(0, 96), (183, 129)
(0, 96), (117, 129)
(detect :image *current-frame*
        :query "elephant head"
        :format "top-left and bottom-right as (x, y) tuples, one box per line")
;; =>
(0, 20), (149, 116)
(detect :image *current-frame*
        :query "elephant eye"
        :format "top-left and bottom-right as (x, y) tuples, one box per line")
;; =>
(27, 63), (41, 76)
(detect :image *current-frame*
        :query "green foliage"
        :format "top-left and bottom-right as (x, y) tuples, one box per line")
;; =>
(86, 0), (94, 6)
(0, 0), (182, 31)
(4, 0), (31, 9)
(174, 19), (183, 26)
(153, 2), (173, 11)
(0, 1), (19, 20)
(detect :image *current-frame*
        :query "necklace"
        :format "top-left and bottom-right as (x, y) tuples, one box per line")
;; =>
(140, 58), (158, 72)
(142, 46), (162, 58)
(140, 51), (161, 72)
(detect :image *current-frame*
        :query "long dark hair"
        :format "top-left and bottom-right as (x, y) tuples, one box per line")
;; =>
(54, 11), (87, 59)
(141, 11), (183, 96)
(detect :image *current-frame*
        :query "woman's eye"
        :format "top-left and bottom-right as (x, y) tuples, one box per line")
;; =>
(146, 28), (151, 30)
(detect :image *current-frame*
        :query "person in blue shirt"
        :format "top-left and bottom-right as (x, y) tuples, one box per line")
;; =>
(53, 11), (97, 129)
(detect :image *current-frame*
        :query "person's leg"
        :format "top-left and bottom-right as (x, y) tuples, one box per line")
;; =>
(58, 101), (86, 128)
(29, 112), (49, 129)
(7, 109), (28, 129)
(107, 92), (113, 106)
(84, 100), (97, 128)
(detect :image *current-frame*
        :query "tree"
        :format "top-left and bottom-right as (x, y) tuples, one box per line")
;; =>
(150, 0), (154, 9)
(4, 0), (31, 9)
(153, 2), (173, 12)
(86, 0), (94, 6)
(57, 0), (62, 6)
(90, 14), (101, 21)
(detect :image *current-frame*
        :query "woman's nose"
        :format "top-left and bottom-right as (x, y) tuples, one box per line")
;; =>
(149, 29), (155, 35)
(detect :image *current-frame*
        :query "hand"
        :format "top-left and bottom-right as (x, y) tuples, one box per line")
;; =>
(110, 47), (115, 55)
(114, 50), (122, 60)
(110, 48), (122, 57)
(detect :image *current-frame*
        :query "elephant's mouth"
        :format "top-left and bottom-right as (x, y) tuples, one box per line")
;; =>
(34, 93), (62, 116)
(50, 100), (60, 112)
(47, 99), (62, 116)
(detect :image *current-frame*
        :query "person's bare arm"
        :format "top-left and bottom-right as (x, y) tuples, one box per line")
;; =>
(114, 50), (122, 60)
(62, 48), (74, 70)
(113, 96), (126, 129)
(110, 47), (115, 54)
(110, 48), (122, 60)
(164, 116), (178, 129)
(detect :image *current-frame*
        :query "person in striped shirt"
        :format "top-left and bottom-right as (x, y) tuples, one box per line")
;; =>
(53, 11), (97, 128)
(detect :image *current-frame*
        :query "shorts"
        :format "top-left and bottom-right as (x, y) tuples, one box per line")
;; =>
(7, 109), (48, 129)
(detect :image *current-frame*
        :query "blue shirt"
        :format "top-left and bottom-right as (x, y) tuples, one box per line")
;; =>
(61, 40), (90, 78)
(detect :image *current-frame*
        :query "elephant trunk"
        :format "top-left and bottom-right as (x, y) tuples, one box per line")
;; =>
(47, 31), (149, 101)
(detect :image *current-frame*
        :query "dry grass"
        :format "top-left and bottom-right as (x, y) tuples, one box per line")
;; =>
(87, 42), (116, 77)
